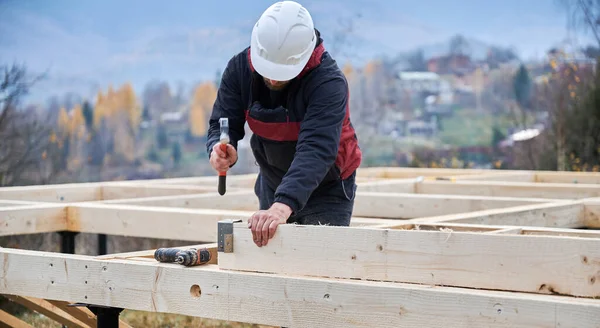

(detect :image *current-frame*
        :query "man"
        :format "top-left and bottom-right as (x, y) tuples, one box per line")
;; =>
(206, 0), (362, 247)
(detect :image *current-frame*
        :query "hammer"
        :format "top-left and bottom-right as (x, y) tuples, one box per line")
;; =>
(218, 118), (230, 195)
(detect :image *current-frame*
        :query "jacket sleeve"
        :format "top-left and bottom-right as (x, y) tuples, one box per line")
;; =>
(206, 55), (246, 161)
(273, 76), (348, 213)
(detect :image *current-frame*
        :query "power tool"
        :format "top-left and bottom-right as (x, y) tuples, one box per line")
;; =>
(154, 247), (212, 266)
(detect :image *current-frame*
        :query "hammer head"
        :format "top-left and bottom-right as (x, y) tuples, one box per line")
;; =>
(219, 118), (230, 144)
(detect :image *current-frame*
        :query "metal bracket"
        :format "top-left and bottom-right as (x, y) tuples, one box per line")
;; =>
(218, 219), (242, 253)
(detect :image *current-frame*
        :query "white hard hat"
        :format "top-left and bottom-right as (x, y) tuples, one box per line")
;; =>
(250, 1), (316, 81)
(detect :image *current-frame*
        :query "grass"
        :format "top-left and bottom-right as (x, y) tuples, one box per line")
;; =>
(11, 308), (275, 328)
(435, 108), (514, 147)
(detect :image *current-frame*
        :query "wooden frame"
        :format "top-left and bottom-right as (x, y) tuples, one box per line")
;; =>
(1, 167), (599, 327)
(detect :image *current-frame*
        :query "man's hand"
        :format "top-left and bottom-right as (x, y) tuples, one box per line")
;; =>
(248, 202), (292, 247)
(210, 143), (237, 172)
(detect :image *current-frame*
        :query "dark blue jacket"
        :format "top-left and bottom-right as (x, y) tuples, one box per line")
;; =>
(206, 31), (362, 213)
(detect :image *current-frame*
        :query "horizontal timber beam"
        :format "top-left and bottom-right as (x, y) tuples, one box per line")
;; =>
(416, 180), (600, 199)
(351, 192), (558, 218)
(535, 171), (600, 184)
(218, 223), (600, 298)
(383, 200), (587, 228)
(100, 184), (223, 200)
(67, 203), (252, 242)
(0, 184), (102, 202)
(100, 189), (558, 219)
(392, 222), (600, 238)
(0, 204), (67, 236)
(1, 248), (599, 327)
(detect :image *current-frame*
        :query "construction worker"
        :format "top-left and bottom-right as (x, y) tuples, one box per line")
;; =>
(206, 0), (362, 247)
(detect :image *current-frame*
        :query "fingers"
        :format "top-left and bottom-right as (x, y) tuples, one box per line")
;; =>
(213, 143), (227, 158)
(226, 144), (237, 157)
(249, 211), (282, 247)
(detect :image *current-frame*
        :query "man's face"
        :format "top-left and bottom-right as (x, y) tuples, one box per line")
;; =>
(263, 77), (290, 91)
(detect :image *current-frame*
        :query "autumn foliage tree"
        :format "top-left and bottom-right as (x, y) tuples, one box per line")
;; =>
(189, 81), (217, 137)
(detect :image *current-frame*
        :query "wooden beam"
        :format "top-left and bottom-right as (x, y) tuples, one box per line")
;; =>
(0, 184), (101, 202)
(356, 178), (416, 193)
(392, 222), (600, 238)
(99, 190), (556, 219)
(101, 184), (220, 200)
(45, 300), (97, 327)
(0, 309), (33, 328)
(535, 171), (600, 184)
(446, 171), (535, 182)
(67, 203), (252, 241)
(100, 190), (259, 211)
(3, 295), (91, 328)
(351, 192), (558, 218)
(359, 167), (490, 179)
(1, 248), (599, 327)
(584, 200), (600, 228)
(416, 180), (600, 199)
(218, 223), (600, 298)
(387, 201), (587, 228)
(0, 204), (67, 236)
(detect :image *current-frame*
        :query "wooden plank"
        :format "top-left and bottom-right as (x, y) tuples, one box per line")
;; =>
(45, 300), (97, 327)
(219, 223), (600, 298)
(351, 192), (557, 218)
(585, 202), (600, 228)
(0, 184), (101, 202)
(45, 300), (133, 328)
(67, 203), (252, 241)
(100, 190), (555, 219)
(416, 180), (600, 199)
(0, 309), (33, 328)
(1, 248), (599, 328)
(535, 171), (600, 184)
(0, 204), (67, 236)
(447, 171), (535, 182)
(100, 190), (259, 211)
(363, 167), (489, 179)
(393, 201), (587, 228)
(393, 222), (600, 238)
(486, 228), (524, 234)
(101, 185), (218, 200)
(356, 178), (416, 193)
(4, 295), (91, 328)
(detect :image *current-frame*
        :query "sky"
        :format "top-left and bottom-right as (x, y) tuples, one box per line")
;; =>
(0, 0), (593, 104)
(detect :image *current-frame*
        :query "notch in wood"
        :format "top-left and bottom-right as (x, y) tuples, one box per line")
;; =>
(218, 219), (242, 253)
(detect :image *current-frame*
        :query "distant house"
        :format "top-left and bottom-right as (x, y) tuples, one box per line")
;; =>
(396, 71), (454, 107)
(427, 54), (473, 75)
(397, 72), (442, 93)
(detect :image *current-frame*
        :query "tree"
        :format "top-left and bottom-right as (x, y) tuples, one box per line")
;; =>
(156, 124), (168, 149)
(559, 0), (600, 46)
(449, 34), (470, 56)
(0, 63), (60, 186)
(172, 142), (182, 165)
(512, 64), (533, 129)
(189, 82), (217, 137)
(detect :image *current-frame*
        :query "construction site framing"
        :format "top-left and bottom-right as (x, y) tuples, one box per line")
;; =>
(1, 167), (600, 327)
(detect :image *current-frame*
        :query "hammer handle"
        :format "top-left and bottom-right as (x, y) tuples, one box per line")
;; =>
(218, 143), (227, 195)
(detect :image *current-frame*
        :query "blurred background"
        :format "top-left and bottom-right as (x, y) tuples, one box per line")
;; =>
(1, 0), (599, 188)
(1, 1), (600, 326)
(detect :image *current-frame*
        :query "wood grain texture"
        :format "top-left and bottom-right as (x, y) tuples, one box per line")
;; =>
(219, 224), (600, 298)
(1, 248), (599, 328)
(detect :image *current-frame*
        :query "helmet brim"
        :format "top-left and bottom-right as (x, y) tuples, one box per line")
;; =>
(250, 30), (316, 81)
